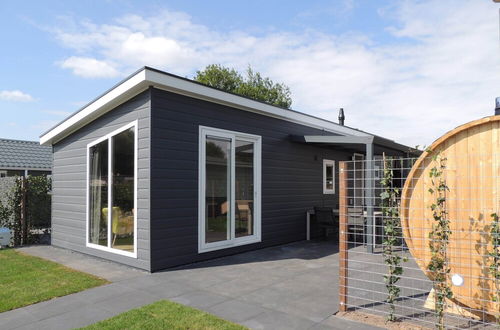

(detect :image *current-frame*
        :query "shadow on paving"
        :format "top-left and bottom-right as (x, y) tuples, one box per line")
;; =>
(158, 239), (339, 273)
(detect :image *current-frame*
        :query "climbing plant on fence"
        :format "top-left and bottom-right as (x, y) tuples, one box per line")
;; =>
(427, 152), (452, 330)
(488, 213), (500, 324)
(380, 156), (405, 321)
(0, 175), (51, 246)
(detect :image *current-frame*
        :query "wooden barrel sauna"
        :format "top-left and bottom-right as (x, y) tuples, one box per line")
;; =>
(401, 115), (500, 319)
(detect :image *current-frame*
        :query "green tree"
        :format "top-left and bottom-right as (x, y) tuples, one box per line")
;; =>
(194, 64), (292, 109)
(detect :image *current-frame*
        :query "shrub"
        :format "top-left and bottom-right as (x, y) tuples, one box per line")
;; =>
(0, 175), (51, 246)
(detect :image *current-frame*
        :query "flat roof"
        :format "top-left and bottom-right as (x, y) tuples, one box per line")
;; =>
(40, 66), (408, 151)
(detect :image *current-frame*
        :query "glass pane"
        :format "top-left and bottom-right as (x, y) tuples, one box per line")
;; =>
(89, 140), (108, 246)
(353, 156), (364, 206)
(235, 140), (254, 238)
(326, 164), (334, 190)
(205, 136), (231, 243)
(111, 128), (135, 252)
(6, 170), (24, 177)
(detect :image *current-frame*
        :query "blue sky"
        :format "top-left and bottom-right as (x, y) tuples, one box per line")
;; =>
(0, 0), (498, 146)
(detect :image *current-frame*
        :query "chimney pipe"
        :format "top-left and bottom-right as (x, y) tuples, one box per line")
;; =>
(338, 108), (345, 126)
(496, 97), (500, 116)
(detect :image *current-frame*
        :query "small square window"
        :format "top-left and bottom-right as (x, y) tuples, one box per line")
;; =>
(323, 160), (335, 194)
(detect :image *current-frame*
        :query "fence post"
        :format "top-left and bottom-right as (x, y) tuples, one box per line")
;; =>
(339, 161), (349, 312)
(20, 176), (27, 245)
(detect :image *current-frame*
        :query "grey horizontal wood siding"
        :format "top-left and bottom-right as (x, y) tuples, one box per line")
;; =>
(150, 88), (352, 271)
(51, 90), (151, 271)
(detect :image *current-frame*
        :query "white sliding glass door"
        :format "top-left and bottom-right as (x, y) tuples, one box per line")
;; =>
(199, 126), (261, 253)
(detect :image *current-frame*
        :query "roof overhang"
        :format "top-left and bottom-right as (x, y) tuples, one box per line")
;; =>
(292, 135), (420, 156)
(40, 67), (368, 146)
(294, 135), (374, 144)
(372, 136), (420, 155)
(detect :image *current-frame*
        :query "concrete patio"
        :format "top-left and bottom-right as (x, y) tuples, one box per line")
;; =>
(1, 241), (381, 330)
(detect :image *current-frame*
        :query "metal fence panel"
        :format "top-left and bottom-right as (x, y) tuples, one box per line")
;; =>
(339, 156), (500, 329)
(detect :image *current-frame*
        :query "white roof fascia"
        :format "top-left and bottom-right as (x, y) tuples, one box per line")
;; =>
(40, 67), (369, 146)
(40, 70), (148, 145)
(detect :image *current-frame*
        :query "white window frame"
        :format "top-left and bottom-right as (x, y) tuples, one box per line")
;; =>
(323, 159), (335, 194)
(198, 126), (262, 253)
(86, 120), (138, 258)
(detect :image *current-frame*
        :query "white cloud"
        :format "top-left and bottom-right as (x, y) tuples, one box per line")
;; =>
(60, 56), (120, 78)
(0, 90), (34, 102)
(50, 0), (500, 146)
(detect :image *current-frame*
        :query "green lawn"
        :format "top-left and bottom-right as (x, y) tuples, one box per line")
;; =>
(0, 249), (108, 313)
(80, 300), (247, 330)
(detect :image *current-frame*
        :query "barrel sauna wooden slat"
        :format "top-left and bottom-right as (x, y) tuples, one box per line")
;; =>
(401, 116), (500, 319)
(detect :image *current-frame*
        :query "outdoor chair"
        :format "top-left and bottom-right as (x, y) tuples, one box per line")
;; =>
(102, 207), (134, 245)
(314, 207), (338, 239)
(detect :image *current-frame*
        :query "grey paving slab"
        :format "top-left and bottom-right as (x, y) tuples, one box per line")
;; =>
(0, 308), (38, 330)
(21, 293), (88, 321)
(141, 279), (197, 299)
(202, 273), (283, 297)
(16, 305), (113, 330)
(239, 284), (306, 310)
(208, 299), (268, 323)
(115, 272), (168, 290)
(171, 290), (230, 309)
(279, 292), (339, 323)
(71, 283), (132, 304)
(240, 309), (316, 330)
(163, 269), (237, 289)
(17, 245), (146, 282)
(93, 290), (159, 314)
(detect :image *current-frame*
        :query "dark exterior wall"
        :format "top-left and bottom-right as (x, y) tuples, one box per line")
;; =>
(51, 91), (151, 271)
(150, 88), (352, 271)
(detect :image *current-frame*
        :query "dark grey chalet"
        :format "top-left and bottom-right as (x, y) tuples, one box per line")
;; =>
(40, 67), (416, 272)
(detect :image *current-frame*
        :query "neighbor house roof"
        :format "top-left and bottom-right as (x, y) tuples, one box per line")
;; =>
(0, 138), (52, 170)
(39, 66), (415, 155)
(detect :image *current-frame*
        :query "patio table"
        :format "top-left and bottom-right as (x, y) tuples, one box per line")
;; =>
(306, 208), (339, 241)
(306, 208), (382, 246)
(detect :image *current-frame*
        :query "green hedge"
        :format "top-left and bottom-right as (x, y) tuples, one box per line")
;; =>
(0, 175), (51, 246)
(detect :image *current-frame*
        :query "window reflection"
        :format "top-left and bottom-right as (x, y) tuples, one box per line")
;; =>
(235, 140), (254, 238)
(205, 137), (231, 243)
(111, 128), (135, 252)
(89, 140), (108, 246)
(326, 165), (333, 190)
